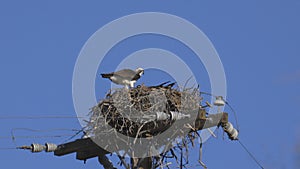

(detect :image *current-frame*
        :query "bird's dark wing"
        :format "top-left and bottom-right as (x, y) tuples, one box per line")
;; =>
(101, 73), (114, 78)
(131, 73), (141, 81)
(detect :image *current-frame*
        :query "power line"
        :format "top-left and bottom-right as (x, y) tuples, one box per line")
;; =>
(199, 92), (261, 168)
(238, 139), (264, 169)
(0, 115), (86, 120)
(224, 100), (240, 132)
(0, 147), (17, 150)
(0, 134), (82, 150)
(0, 134), (76, 140)
(200, 91), (240, 132)
(3, 128), (85, 147)
(11, 128), (81, 133)
(63, 127), (87, 142)
(10, 128), (83, 139)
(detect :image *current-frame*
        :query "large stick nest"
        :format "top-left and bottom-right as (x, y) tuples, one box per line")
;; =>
(86, 83), (202, 139)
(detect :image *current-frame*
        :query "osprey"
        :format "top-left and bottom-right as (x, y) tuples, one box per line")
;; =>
(101, 68), (144, 88)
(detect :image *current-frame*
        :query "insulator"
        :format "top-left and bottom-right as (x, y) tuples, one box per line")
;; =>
(223, 122), (238, 140)
(156, 112), (170, 121)
(224, 122), (234, 132)
(153, 111), (191, 121)
(170, 111), (190, 120)
(229, 129), (238, 140)
(214, 96), (225, 106)
(45, 143), (57, 152)
(31, 143), (45, 152)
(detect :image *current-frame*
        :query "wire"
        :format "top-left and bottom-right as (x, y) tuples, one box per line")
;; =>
(0, 147), (17, 150)
(11, 128), (81, 133)
(223, 100), (240, 132)
(7, 128), (83, 146)
(201, 91), (259, 169)
(199, 91), (215, 97)
(0, 134), (75, 140)
(238, 139), (264, 169)
(0, 115), (86, 119)
(63, 127), (87, 142)
(0, 127), (86, 150)
(200, 91), (240, 132)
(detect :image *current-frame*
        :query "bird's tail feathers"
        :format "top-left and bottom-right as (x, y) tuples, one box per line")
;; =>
(101, 73), (113, 78)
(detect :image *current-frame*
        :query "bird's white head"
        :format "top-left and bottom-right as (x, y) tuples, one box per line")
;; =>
(135, 67), (144, 76)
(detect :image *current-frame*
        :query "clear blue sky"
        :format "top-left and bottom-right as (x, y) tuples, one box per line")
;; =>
(0, 1), (299, 169)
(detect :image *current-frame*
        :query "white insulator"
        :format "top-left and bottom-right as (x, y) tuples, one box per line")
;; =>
(170, 111), (179, 120)
(154, 111), (191, 121)
(214, 96), (225, 106)
(156, 112), (170, 120)
(224, 122), (234, 133)
(31, 143), (45, 152)
(230, 129), (238, 140)
(45, 143), (57, 152)
(223, 122), (239, 140)
(170, 111), (190, 120)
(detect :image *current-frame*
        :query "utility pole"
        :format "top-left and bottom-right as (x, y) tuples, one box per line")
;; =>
(18, 84), (240, 168)
(18, 111), (238, 169)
